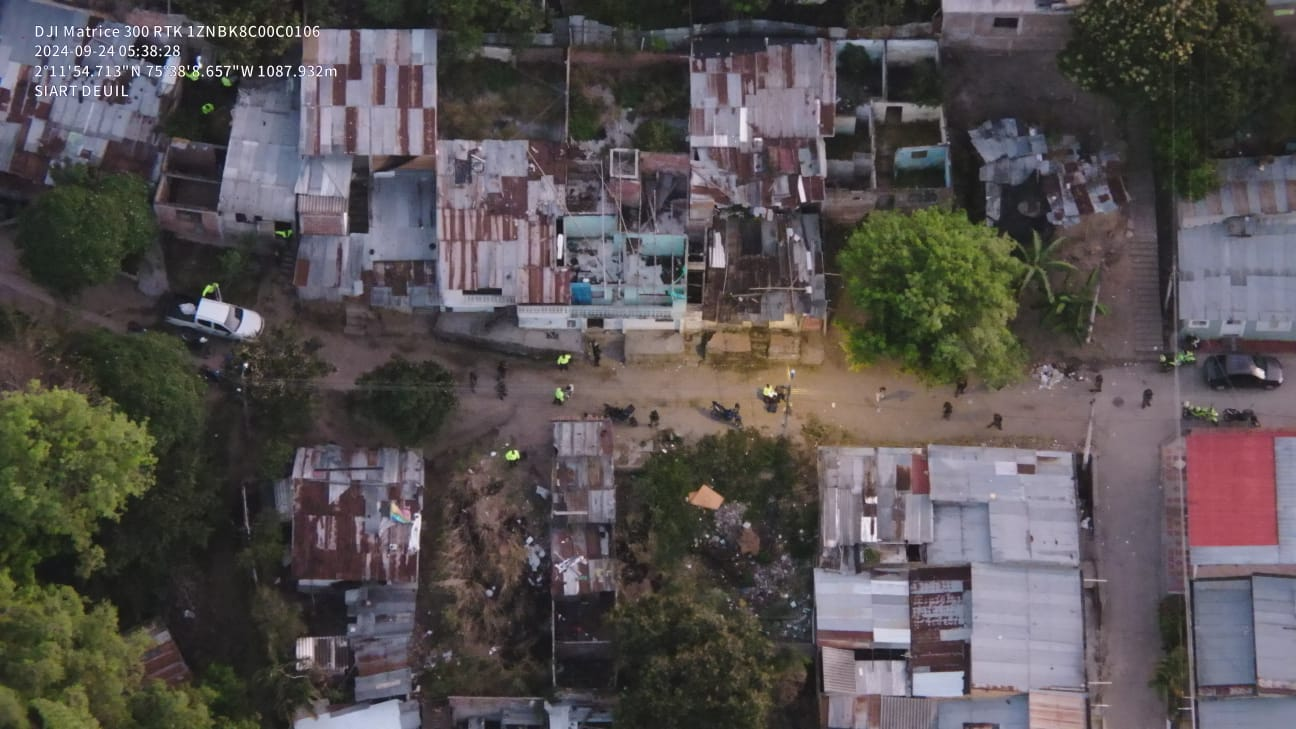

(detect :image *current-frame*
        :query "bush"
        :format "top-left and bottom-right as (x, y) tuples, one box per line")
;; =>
(568, 92), (604, 141)
(632, 119), (685, 152)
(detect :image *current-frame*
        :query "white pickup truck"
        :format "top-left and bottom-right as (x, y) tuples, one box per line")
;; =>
(163, 295), (264, 341)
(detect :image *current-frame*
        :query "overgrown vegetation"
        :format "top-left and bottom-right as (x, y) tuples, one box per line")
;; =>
(17, 169), (156, 296)
(1150, 594), (1190, 718)
(568, 91), (606, 141)
(352, 356), (458, 444)
(437, 56), (567, 140)
(838, 208), (1027, 387)
(632, 119), (686, 152)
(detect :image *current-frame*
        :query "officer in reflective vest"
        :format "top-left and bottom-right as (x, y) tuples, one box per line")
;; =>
(557, 353), (572, 370)
(553, 387), (566, 405)
(761, 384), (777, 401)
(201, 282), (219, 299)
(505, 449), (521, 464)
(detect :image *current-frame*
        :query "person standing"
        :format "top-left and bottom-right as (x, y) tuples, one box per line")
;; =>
(497, 361), (508, 380)
(875, 387), (887, 412)
(987, 413), (1003, 430)
(553, 387), (567, 405)
(942, 401), (953, 420)
(468, 371), (478, 393)
(496, 380), (508, 400)
(1091, 374), (1104, 394)
(1141, 388), (1154, 408)
(557, 353), (572, 371)
(649, 410), (660, 428)
(590, 341), (602, 366)
(505, 449), (521, 465)
(954, 378), (967, 398)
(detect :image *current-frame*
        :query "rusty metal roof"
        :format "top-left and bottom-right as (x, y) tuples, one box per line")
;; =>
(436, 139), (565, 301)
(289, 445), (424, 584)
(818, 446), (932, 565)
(300, 29), (437, 156)
(908, 565), (971, 696)
(704, 210), (827, 326)
(552, 418), (615, 524)
(1180, 154), (1296, 228)
(140, 623), (192, 686)
(551, 523), (616, 597)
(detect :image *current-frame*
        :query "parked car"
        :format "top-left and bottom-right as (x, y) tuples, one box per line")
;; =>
(1203, 354), (1284, 390)
(163, 295), (264, 342)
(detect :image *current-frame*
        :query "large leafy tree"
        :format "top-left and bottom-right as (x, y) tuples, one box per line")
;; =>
(838, 208), (1026, 387)
(17, 172), (156, 296)
(65, 331), (218, 607)
(0, 384), (156, 579)
(1059, 0), (1287, 196)
(0, 571), (148, 728)
(177, 0), (299, 66)
(614, 587), (776, 729)
(352, 356), (458, 444)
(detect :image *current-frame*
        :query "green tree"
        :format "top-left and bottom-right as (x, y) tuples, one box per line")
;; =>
(1149, 644), (1189, 718)
(0, 384), (156, 579)
(632, 119), (685, 153)
(129, 682), (216, 729)
(66, 331), (206, 455)
(232, 327), (334, 435)
(353, 356), (457, 444)
(1015, 231), (1076, 301)
(0, 571), (149, 728)
(838, 208), (1027, 387)
(614, 587), (776, 729)
(1153, 125), (1219, 201)
(17, 172), (156, 296)
(1060, 0), (1287, 196)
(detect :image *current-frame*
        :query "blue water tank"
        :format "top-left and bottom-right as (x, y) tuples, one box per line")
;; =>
(570, 282), (593, 305)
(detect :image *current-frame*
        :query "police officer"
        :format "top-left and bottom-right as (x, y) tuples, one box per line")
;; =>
(554, 387), (567, 405)
(557, 353), (572, 371)
(505, 449), (521, 465)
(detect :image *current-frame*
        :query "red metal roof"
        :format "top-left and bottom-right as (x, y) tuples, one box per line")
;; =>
(1186, 431), (1286, 547)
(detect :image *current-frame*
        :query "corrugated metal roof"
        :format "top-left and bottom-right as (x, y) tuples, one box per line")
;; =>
(369, 170), (436, 261)
(818, 446), (929, 550)
(1177, 216), (1296, 327)
(1027, 690), (1087, 729)
(1186, 432), (1282, 556)
(295, 636), (352, 672)
(346, 584), (417, 638)
(821, 646), (858, 695)
(879, 696), (938, 729)
(935, 695), (1028, 729)
(1277, 438), (1296, 564)
(140, 623), (192, 686)
(300, 29), (437, 156)
(826, 694), (875, 729)
(814, 569), (910, 649)
(704, 211), (827, 326)
(822, 647), (907, 696)
(909, 565), (971, 682)
(355, 668), (412, 702)
(289, 445), (424, 584)
(1197, 697), (1296, 729)
(1179, 154), (1296, 228)
(0, 0), (179, 184)
(437, 139), (564, 301)
(551, 524), (616, 597)
(926, 446), (1079, 567)
(969, 563), (1084, 693)
(293, 699), (409, 729)
(551, 418), (615, 524)
(1193, 577), (1259, 691)
(929, 503), (991, 565)
(1251, 575), (1296, 692)
(220, 81), (300, 224)
(296, 155), (352, 199)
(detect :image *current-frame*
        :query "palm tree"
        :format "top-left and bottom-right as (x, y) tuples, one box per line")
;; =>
(1015, 231), (1077, 301)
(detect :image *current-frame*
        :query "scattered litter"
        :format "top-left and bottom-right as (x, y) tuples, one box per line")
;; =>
(535, 485), (551, 499)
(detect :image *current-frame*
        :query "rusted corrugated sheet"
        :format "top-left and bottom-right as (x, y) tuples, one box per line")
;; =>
(517, 265), (572, 305)
(909, 565), (971, 676)
(300, 29), (437, 156)
(289, 445), (424, 584)
(1027, 690), (1087, 729)
(140, 624), (192, 687)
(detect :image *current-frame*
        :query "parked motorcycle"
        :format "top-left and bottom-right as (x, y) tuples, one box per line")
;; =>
(1182, 401), (1219, 425)
(1222, 408), (1260, 427)
(711, 401), (743, 428)
(1160, 350), (1197, 372)
(603, 403), (638, 427)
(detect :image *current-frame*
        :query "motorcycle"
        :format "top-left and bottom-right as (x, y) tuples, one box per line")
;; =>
(1181, 401), (1219, 425)
(603, 403), (638, 427)
(711, 401), (743, 428)
(1222, 408), (1260, 427)
(1160, 350), (1196, 372)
